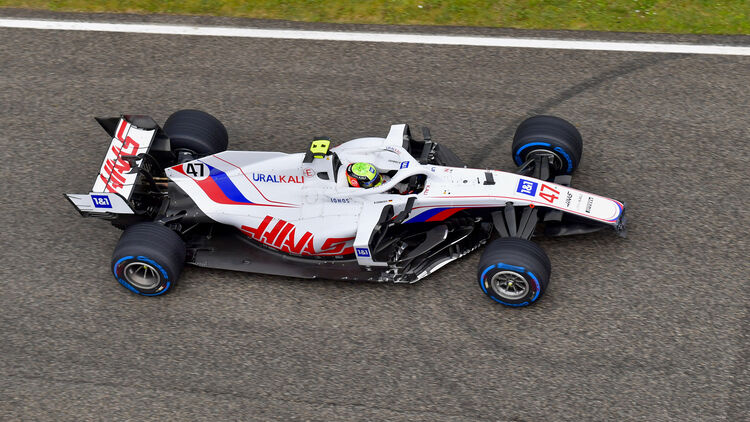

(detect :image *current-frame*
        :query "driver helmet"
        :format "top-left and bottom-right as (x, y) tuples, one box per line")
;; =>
(346, 162), (383, 188)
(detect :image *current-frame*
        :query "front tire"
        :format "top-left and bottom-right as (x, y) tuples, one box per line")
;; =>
(477, 238), (551, 307)
(512, 115), (583, 175)
(111, 223), (186, 296)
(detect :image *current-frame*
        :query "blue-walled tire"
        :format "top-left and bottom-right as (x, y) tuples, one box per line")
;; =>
(512, 115), (583, 176)
(478, 238), (551, 307)
(111, 223), (186, 296)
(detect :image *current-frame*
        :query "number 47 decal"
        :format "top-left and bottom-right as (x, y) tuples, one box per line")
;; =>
(539, 184), (560, 203)
(182, 162), (210, 180)
(185, 162), (205, 177)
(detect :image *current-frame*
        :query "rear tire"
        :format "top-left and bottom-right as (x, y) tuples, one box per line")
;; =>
(477, 238), (551, 307)
(111, 223), (186, 296)
(512, 115), (583, 175)
(164, 109), (228, 156)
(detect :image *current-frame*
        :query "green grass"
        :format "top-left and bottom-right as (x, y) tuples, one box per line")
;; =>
(2, 1), (749, 34)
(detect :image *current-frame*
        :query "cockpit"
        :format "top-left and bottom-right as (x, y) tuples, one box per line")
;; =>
(300, 133), (430, 196)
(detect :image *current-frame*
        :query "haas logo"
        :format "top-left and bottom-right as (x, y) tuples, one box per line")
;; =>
(241, 216), (354, 256)
(99, 121), (141, 193)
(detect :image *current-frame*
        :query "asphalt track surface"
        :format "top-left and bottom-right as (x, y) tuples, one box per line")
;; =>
(1, 9), (748, 422)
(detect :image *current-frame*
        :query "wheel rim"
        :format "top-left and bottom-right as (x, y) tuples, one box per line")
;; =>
(527, 149), (564, 171)
(490, 271), (529, 300)
(123, 262), (161, 290)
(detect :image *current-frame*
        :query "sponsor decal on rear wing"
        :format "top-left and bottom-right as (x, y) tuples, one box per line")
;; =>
(64, 192), (135, 215)
(91, 117), (156, 200)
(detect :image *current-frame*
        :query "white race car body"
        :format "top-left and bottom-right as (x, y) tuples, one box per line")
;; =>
(165, 124), (623, 269)
(67, 116), (625, 284)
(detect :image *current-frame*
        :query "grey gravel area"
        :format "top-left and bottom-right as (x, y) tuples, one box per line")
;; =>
(0, 10), (748, 421)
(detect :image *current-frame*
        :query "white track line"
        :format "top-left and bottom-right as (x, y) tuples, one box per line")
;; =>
(1, 18), (749, 56)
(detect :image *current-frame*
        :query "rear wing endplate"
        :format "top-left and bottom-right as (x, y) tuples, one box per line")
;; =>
(91, 115), (159, 200)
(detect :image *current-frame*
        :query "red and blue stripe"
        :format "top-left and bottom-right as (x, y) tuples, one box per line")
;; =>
(405, 207), (467, 223)
(174, 162), (255, 205)
(607, 200), (624, 222)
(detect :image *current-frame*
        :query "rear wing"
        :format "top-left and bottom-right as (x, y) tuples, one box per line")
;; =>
(65, 115), (167, 216)
(92, 116), (159, 199)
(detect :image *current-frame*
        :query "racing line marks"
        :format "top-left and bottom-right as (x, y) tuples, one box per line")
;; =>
(468, 54), (681, 167)
(1, 18), (749, 56)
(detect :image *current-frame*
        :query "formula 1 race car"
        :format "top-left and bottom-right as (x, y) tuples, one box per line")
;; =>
(65, 110), (626, 306)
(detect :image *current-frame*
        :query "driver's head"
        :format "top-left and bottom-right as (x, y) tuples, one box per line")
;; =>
(346, 162), (383, 188)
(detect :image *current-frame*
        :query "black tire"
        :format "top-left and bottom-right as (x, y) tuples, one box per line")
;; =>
(111, 223), (186, 296)
(163, 109), (228, 156)
(477, 238), (551, 307)
(512, 115), (583, 175)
